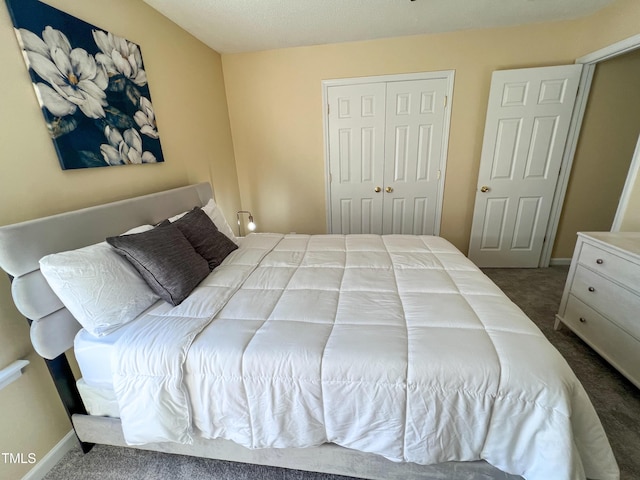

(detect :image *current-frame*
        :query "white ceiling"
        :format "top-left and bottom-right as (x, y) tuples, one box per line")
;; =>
(143, 0), (616, 54)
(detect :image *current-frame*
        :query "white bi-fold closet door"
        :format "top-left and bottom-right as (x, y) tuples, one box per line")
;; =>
(324, 72), (453, 235)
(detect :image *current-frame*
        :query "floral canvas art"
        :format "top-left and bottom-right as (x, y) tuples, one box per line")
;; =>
(5, 0), (164, 169)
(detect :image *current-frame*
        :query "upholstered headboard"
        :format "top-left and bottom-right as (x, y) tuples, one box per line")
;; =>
(0, 183), (213, 360)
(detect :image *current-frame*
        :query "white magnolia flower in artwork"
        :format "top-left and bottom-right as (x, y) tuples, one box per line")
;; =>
(18, 27), (108, 119)
(92, 30), (147, 87)
(134, 97), (159, 139)
(100, 126), (157, 165)
(34, 82), (76, 117)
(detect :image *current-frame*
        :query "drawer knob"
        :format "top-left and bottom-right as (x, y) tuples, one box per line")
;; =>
(579, 317), (587, 323)
(588, 286), (595, 292)
(596, 258), (604, 265)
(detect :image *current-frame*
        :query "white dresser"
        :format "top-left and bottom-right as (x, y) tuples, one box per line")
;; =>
(555, 232), (640, 389)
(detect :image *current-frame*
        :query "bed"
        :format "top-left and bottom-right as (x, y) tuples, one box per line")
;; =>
(0, 183), (619, 480)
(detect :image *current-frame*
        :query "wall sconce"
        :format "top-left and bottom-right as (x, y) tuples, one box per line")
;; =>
(237, 210), (256, 237)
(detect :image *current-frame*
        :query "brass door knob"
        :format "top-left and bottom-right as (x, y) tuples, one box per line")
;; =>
(374, 186), (381, 193)
(480, 186), (490, 193)
(385, 186), (393, 193)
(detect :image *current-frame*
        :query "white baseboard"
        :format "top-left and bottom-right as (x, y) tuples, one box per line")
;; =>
(549, 258), (572, 266)
(22, 430), (76, 480)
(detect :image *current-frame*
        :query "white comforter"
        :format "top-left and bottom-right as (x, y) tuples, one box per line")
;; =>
(112, 234), (618, 480)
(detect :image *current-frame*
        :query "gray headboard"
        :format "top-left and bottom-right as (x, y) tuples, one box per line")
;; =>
(0, 182), (213, 359)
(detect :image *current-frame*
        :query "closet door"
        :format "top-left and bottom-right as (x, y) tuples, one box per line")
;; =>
(327, 83), (386, 234)
(326, 73), (452, 235)
(382, 79), (448, 234)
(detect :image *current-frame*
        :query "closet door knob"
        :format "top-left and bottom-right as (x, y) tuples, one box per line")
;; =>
(374, 186), (381, 193)
(385, 186), (393, 193)
(596, 259), (604, 265)
(579, 317), (587, 323)
(588, 287), (595, 292)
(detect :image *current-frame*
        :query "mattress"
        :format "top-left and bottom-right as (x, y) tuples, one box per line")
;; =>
(74, 300), (164, 388)
(74, 327), (123, 388)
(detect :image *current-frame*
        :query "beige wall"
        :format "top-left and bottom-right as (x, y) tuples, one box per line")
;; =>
(553, 48), (640, 258)
(0, 1), (239, 478)
(573, 0), (640, 58)
(223, 0), (640, 254)
(222, 23), (582, 251)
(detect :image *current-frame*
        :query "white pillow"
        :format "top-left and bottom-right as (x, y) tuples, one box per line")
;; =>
(39, 227), (160, 337)
(202, 198), (239, 243)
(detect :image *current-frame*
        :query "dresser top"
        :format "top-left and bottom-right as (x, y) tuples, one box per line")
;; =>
(579, 232), (640, 257)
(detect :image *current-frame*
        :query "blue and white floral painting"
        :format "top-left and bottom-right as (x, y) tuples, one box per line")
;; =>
(5, 0), (164, 169)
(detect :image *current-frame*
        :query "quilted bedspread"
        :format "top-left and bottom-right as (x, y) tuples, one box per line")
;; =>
(112, 234), (618, 480)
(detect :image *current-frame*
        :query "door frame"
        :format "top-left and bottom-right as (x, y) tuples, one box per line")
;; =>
(612, 133), (640, 231)
(321, 70), (455, 234)
(541, 33), (640, 266)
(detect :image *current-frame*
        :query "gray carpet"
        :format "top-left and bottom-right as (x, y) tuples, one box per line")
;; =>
(43, 267), (640, 480)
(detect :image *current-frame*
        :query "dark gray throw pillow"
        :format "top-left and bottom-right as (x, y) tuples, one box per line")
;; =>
(173, 207), (238, 270)
(106, 222), (209, 306)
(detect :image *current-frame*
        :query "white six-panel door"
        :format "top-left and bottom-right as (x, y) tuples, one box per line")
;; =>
(468, 65), (583, 267)
(327, 75), (450, 235)
(327, 83), (386, 234)
(382, 79), (448, 234)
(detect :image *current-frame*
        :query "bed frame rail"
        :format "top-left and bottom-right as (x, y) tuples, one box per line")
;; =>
(72, 414), (521, 480)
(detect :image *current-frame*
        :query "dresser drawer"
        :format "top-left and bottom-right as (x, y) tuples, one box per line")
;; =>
(563, 295), (640, 387)
(579, 242), (640, 293)
(571, 265), (640, 341)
